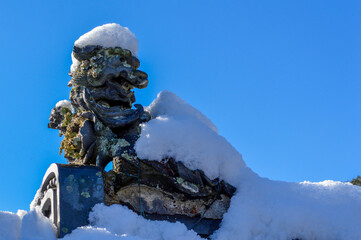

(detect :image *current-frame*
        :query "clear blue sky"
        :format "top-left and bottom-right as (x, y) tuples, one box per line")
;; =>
(0, 1), (360, 212)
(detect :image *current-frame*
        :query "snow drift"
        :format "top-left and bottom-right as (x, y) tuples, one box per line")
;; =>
(135, 90), (246, 186)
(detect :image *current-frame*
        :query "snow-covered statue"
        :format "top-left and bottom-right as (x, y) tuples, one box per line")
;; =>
(49, 24), (149, 168)
(48, 23), (236, 237)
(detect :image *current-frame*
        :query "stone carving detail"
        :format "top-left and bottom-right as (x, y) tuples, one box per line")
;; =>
(48, 43), (236, 237)
(49, 45), (149, 169)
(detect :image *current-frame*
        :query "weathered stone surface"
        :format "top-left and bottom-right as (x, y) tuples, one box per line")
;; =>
(48, 106), (72, 136)
(48, 44), (237, 238)
(116, 184), (230, 219)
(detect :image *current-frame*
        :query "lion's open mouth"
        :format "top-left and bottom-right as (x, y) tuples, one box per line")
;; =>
(82, 88), (144, 128)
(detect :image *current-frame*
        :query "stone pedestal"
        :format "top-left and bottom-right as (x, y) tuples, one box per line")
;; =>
(34, 163), (104, 238)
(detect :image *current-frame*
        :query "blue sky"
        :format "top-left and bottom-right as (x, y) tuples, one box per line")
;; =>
(0, 1), (360, 212)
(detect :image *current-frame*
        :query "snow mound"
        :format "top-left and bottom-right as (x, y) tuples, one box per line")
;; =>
(145, 90), (218, 133)
(135, 90), (246, 185)
(85, 204), (201, 240)
(0, 211), (22, 240)
(56, 100), (73, 112)
(0, 209), (56, 240)
(74, 23), (138, 56)
(71, 23), (138, 72)
(214, 168), (361, 240)
(19, 210), (56, 240)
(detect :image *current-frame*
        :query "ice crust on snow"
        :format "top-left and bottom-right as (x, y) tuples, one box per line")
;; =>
(71, 23), (139, 72)
(2, 90), (361, 239)
(135, 90), (246, 185)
